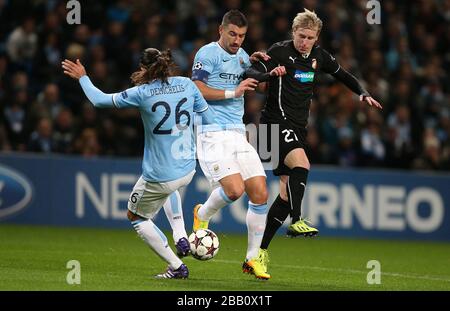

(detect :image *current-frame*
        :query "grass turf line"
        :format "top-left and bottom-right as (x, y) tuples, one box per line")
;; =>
(0, 225), (449, 291)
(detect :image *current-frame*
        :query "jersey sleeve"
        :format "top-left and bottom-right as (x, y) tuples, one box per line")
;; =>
(191, 47), (216, 83)
(242, 51), (252, 69)
(319, 48), (341, 74)
(191, 81), (208, 112)
(78, 75), (114, 108)
(112, 86), (142, 108)
(251, 43), (281, 74)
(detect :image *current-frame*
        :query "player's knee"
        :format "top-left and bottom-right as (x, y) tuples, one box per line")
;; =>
(223, 185), (244, 201)
(279, 187), (289, 202)
(127, 210), (135, 221)
(248, 187), (268, 205)
(127, 210), (143, 222)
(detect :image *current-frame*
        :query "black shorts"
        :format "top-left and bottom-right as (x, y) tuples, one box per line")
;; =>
(259, 117), (307, 176)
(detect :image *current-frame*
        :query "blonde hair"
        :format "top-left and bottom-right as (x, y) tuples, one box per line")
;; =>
(292, 9), (323, 35)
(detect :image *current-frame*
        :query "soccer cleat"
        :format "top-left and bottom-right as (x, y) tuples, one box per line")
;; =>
(242, 250), (271, 280)
(193, 204), (209, 232)
(175, 237), (191, 257)
(155, 264), (189, 279)
(258, 248), (270, 273)
(286, 218), (319, 237)
(243, 248), (270, 273)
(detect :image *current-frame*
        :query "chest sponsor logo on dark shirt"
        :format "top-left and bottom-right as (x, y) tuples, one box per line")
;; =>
(294, 70), (314, 83)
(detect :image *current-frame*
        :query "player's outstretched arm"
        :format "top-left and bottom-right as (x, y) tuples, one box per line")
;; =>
(359, 94), (382, 109)
(332, 67), (382, 110)
(245, 66), (286, 82)
(62, 59), (115, 108)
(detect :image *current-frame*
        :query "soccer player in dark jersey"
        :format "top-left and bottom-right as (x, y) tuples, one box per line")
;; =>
(245, 9), (382, 273)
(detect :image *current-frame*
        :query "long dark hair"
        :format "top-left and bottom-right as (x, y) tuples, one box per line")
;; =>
(130, 48), (176, 85)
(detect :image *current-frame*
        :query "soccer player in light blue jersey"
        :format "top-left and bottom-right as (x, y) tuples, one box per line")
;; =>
(62, 48), (215, 279)
(191, 10), (285, 280)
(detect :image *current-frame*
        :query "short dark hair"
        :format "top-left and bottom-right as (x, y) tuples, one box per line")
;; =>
(221, 10), (248, 28)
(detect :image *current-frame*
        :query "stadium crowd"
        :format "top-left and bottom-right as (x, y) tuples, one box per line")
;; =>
(0, 0), (448, 171)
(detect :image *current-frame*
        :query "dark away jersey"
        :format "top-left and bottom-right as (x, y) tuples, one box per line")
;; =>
(254, 40), (341, 128)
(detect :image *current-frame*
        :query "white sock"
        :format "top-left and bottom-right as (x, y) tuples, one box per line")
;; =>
(245, 201), (268, 260)
(132, 219), (183, 270)
(198, 187), (234, 221)
(163, 191), (187, 243)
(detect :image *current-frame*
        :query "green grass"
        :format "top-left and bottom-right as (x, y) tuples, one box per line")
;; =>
(0, 224), (449, 291)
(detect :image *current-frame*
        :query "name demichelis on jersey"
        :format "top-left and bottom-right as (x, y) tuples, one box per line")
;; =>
(112, 76), (208, 182)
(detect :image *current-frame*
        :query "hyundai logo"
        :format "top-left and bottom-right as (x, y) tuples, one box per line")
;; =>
(0, 165), (33, 220)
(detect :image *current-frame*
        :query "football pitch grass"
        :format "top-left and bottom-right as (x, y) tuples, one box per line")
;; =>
(1, 224), (449, 291)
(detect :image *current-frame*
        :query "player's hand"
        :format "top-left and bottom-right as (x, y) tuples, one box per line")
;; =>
(62, 59), (86, 80)
(235, 78), (259, 97)
(360, 95), (383, 109)
(249, 51), (270, 63)
(270, 66), (286, 77)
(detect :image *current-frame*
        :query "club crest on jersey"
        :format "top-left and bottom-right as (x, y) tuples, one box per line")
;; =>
(294, 70), (314, 83)
(193, 61), (203, 70)
(239, 57), (245, 67)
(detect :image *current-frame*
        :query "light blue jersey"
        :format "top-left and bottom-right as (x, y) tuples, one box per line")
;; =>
(79, 75), (210, 183)
(112, 77), (208, 182)
(192, 42), (251, 132)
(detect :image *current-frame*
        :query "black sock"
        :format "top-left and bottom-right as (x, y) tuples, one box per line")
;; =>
(286, 167), (309, 223)
(260, 195), (290, 249)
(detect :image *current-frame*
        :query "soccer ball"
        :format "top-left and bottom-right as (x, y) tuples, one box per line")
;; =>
(188, 229), (219, 261)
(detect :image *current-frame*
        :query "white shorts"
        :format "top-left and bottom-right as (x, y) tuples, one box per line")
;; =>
(197, 130), (266, 187)
(127, 170), (195, 219)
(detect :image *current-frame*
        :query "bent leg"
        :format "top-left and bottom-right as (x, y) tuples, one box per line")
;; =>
(284, 148), (310, 222)
(197, 173), (244, 221)
(163, 190), (187, 243)
(244, 176), (268, 260)
(260, 176), (290, 250)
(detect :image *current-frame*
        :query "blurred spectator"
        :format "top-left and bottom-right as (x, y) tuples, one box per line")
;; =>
(243, 92), (264, 125)
(163, 34), (189, 72)
(53, 108), (74, 154)
(28, 83), (64, 128)
(0, 124), (11, 152)
(412, 128), (446, 170)
(73, 128), (101, 158)
(385, 105), (415, 168)
(337, 127), (357, 167)
(6, 17), (38, 71)
(0, 1), (447, 172)
(305, 126), (325, 164)
(3, 89), (28, 151)
(183, 0), (217, 42)
(359, 111), (386, 166)
(27, 118), (54, 153)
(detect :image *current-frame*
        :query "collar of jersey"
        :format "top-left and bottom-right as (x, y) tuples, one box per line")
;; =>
(215, 42), (239, 57)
